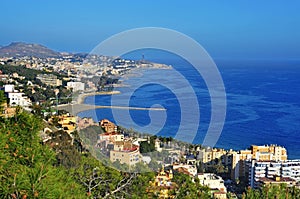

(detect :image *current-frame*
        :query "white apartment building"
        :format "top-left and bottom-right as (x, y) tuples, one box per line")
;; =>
(248, 161), (280, 188)
(198, 173), (227, 193)
(281, 160), (300, 182)
(67, 81), (85, 92)
(8, 92), (32, 107)
(248, 159), (300, 188)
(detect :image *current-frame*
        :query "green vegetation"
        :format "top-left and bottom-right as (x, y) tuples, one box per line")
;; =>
(97, 75), (118, 92)
(79, 126), (104, 147)
(0, 111), (84, 198)
(140, 138), (155, 153)
(0, 64), (72, 105)
(81, 75), (118, 92)
(171, 171), (211, 199)
(0, 64), (65, 82)
(0, 90), (6, 113)
(242, 184), (300, 199)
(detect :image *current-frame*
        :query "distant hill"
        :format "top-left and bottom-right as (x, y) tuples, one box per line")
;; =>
(0, 42), (62, 58)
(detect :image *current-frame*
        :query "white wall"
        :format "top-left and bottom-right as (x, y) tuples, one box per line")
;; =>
(4, 84), (15, 93)
(67, 82), (85, 92)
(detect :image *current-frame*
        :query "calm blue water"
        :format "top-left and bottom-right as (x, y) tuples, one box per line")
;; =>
(79, 59), (300, 159)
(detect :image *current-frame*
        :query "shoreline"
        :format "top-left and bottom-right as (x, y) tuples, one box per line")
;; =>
(76, 67), (171, 105)
(77, 90), (121, 104)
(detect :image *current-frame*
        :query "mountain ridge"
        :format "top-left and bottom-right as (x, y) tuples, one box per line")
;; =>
(0, 42), (62, 58)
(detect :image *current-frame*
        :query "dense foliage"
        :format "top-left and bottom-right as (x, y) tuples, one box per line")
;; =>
(0, 64), (65, 82)
(0, 90), (6, 112)
(242, 184), (300, 199)
(81, 75), (118, 92)
(171, 171), (212, 199)
(0, 112), (84, 198)
(140, 139), (155, 153)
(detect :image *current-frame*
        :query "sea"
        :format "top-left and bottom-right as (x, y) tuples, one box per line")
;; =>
(78, 55), (300, 159)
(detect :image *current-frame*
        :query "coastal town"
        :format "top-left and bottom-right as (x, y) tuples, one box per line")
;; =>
(1, 1), (299, 198)
(0, 42), (170, 113)
(0, 43), (300, 198)
(78, 117), (300, 198)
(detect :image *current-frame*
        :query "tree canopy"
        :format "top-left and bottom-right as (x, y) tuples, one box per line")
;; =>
(0, 111), (84, 198)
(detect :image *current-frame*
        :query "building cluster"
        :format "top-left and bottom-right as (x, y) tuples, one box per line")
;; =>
(0, 66), (86, 113)
(171, 164), (228, 198)
(0, 54), (115, 76)
(0, 55), (170, 90)
(147, 165), (228, 198)
(92, 119), (230, 198)
(1, 84), (32, 111)
(147, 166), (176, 198)
(43, 114), (300, 196)
(0, 70), (25, 83)
(97, 119), (141, 166)
(0, 53), (171, 110)
(196, 144), (300, 189)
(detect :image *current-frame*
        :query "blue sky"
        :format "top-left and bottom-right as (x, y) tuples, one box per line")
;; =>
(1, 0), (299, 59)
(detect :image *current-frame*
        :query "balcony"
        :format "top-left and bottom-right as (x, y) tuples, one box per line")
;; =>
(282, 167), (292, 171)
(255, 174), (265, 178)
(268, 167), (279, 170)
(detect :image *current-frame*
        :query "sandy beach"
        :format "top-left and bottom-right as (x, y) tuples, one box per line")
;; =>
(77, 90), (121, 104)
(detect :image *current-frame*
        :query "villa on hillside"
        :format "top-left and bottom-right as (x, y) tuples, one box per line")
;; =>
(3, 84), (32, 110)
(77, 117), (99, 130)
(100, 119), (117, 133)
(49, 114), (76, 134)
(147, 166), (177, 198)
(96, 119), (142, 166)
(110, 144), (141, 166)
